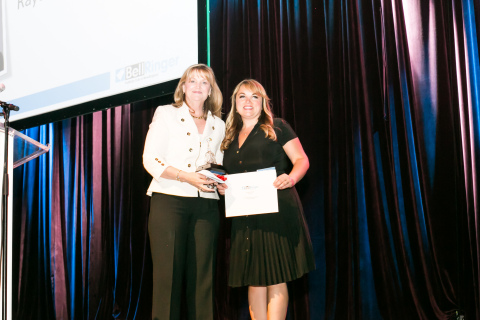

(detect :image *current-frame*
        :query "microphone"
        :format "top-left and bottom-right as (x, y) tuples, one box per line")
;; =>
(0, 101), (19, 111)
(0, 87), (20, 112)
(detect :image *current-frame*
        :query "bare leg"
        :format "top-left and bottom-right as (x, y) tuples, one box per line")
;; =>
(266, 283), (288, 320)
(248, 286), (267, 320)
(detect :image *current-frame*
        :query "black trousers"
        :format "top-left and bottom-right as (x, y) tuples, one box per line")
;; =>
(148, 192), (219, 320)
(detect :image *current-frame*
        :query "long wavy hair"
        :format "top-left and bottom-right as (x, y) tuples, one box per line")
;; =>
(172, 64), (223, 118)
(221, 79), (276, 151)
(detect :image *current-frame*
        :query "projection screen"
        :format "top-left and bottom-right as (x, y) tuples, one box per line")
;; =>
(1, 0), (207, 129)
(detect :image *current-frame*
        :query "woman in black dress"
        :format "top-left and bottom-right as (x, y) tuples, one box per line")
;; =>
(217, 79), (315, 320)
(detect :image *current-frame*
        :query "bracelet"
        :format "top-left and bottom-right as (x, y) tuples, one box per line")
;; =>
(176, 170), (182, 182)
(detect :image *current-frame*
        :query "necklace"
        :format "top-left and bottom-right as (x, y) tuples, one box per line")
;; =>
(191, 113), (205, 120)
(188, 106), (205, 120)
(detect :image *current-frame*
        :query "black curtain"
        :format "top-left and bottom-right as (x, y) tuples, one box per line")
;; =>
(11, 0), (480, 319)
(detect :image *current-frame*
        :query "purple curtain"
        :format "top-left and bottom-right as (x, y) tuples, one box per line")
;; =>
(12, 102), (157, 319)
(211, 0), (478, 318)
(11, 0), (480, 319)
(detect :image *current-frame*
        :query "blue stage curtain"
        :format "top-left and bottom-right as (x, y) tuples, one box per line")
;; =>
(12, 102), (157, 319)
(209, 0), (479, 319)
(10, 0), (480, 319)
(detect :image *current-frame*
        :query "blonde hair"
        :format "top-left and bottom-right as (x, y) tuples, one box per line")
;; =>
(221, 79), (276, 151)
(172, 64), (223, 118)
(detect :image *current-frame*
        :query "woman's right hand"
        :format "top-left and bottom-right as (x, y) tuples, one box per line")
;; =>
(180, 171), (215, 192)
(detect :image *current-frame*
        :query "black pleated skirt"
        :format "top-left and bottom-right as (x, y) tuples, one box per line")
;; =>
(228, 187), (315, 287)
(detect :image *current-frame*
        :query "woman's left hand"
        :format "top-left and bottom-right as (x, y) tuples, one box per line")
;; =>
(216, 182), (228, 195)
(273, 173), (295, 190)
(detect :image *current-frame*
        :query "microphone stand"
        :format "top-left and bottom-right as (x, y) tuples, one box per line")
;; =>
(1, 104), (15, 320)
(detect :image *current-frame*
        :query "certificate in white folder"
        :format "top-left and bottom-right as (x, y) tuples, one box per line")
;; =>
(225, 167), (279, 217)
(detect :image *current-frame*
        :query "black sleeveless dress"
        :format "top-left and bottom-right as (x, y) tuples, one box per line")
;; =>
(223, 118), (315, 287)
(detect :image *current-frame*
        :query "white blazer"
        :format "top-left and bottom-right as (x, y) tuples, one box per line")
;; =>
(143, 103), (225, 199)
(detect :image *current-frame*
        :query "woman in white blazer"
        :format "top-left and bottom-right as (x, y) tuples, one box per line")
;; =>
(143, 64), (225, 320)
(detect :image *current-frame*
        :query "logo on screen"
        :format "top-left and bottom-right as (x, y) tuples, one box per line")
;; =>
(116, 69), (125, 81)
(115, 57), (179, 83)
(127, 63), (145, 79)
(116, 62), (148, 82)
